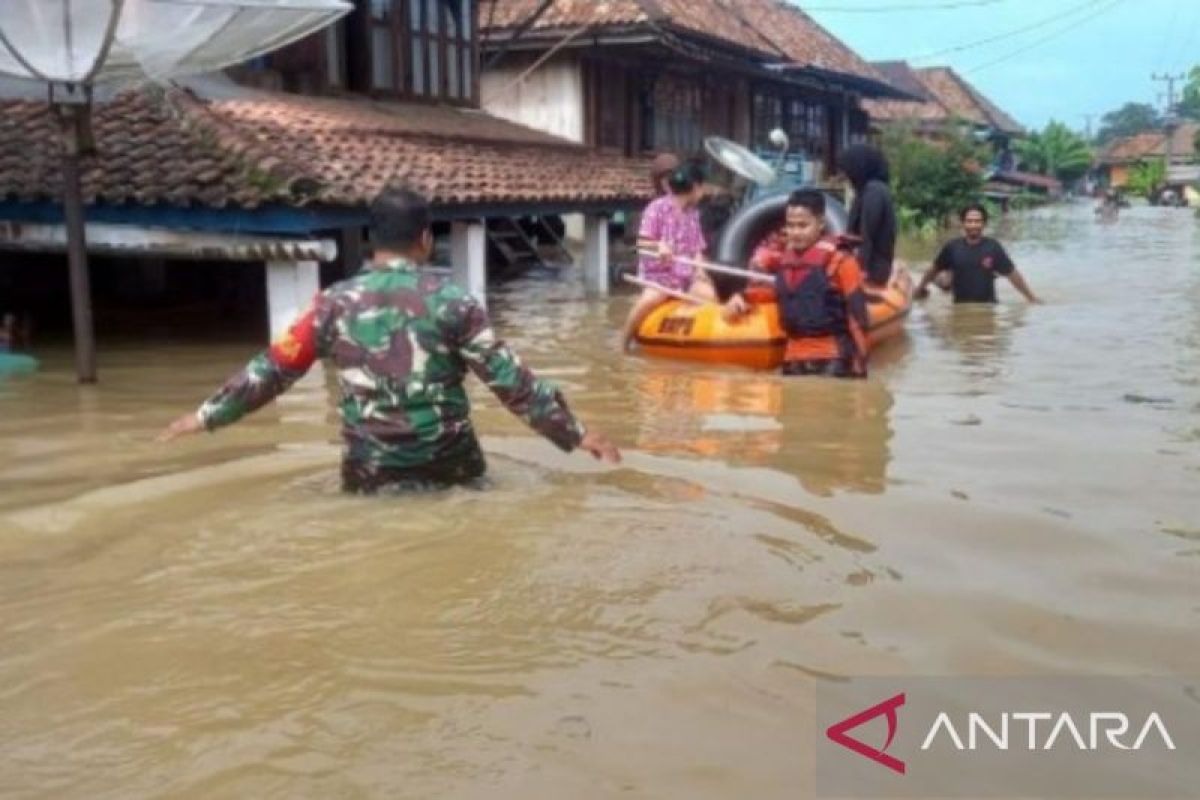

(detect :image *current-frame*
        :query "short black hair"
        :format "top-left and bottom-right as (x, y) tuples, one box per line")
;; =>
(370, 185), (432, 250)
(788, 189), (826, 216)
(665, 167), (696, 195)
(960, 202), (989, 222)
(685, 156), (709, 186)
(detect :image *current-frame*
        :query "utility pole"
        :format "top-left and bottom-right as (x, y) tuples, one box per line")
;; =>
(1152, 72), (1186, 175)
(1081, 113), (1095, 141)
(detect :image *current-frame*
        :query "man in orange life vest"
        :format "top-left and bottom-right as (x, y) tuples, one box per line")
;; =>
(726, 190), (871, 378)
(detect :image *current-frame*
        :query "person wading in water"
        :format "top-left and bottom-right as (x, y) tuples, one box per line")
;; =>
(160, 186), (620, 493)
(915, 203), (1041, 305)
(838, 144), (897, 291)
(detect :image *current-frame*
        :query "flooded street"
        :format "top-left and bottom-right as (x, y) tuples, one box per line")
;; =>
(1, 201), (1198, 798)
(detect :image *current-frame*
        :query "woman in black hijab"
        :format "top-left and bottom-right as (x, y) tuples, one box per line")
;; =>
(837, 144), (896, 287)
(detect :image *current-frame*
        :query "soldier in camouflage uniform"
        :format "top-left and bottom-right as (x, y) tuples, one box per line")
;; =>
(160, 187), (620, 492)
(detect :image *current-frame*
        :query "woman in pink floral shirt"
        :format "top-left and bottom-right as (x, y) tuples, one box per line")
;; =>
(621, 166), (712, 350)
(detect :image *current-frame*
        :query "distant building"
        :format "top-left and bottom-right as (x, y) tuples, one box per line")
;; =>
(479, 0), (909, 183)
(865, 61), (1024, 148)
(1097, 122), (1200, 195)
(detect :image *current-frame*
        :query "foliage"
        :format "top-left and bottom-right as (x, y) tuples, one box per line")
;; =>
(1013, 121), (1093, 183)
(1179, 65), (1200, 121)
(880, 125), (986, 230)
(1010, 190), (1048, 210)
(1096, 102), (1161, 145)
(1126, 158), (1166, 200)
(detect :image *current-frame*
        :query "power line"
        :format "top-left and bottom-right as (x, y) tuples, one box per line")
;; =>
(1157, 0), (1183, 75)
(907, 0), (1109, 63)
(800, 0), (1005, 12)
(1169, 1), (1200, 71)
(965, 0), (1126, 75)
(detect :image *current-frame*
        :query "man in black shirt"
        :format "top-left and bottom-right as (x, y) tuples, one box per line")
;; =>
(915, 204), (1040, 304)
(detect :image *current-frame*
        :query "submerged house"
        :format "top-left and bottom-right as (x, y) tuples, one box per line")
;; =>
(1097, 122), (1200, 200)
(865, 61), (1051, 200)
(478, 0), (908, 183)
(0, 0), (654, 379)
(865, 61), (1024, 149)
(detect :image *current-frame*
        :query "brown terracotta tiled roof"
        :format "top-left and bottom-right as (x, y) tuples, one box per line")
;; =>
(0, 85), (653, 211)
(1101, 132), (1163, 163)
(864, 63), (1023, 135)
(872, 61), (935, 102)
(481, 0), (649, 30)
(914, 67), (990, 127)
(1099, 124), (1199, 164)
(736, 1), (889, 85)
(481, 0), (773, 57)
(481, 0), (893, 90)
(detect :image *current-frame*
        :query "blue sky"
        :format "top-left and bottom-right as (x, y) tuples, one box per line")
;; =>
(799, 0), (1200, 133)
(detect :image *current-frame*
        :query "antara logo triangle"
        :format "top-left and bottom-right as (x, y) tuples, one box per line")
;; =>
(825, 693), (907, 775)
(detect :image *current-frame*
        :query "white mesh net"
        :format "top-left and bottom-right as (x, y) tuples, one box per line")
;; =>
(0, 0), (350, 85)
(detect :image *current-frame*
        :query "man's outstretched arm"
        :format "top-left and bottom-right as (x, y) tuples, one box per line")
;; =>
(451, 292), (620, 463)
(159, 305), (323, 441)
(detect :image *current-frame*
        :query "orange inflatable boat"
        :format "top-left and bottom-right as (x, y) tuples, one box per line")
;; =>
(635, 267), (913, 370)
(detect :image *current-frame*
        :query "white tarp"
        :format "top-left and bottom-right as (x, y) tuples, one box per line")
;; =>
(0, 0), (350, 85)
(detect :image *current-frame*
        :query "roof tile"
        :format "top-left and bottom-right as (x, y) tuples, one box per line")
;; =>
(0, 85), (654, 211)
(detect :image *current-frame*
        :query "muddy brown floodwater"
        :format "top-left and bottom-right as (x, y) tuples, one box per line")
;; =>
(0, 202), (1197, 798)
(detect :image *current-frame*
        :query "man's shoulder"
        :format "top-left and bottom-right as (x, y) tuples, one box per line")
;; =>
(324, 268), (462, 304)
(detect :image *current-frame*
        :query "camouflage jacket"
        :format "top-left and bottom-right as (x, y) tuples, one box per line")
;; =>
(197, 258), (586, 468)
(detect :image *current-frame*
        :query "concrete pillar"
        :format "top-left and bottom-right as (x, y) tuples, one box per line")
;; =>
(583, 213), (610, 295)
(265, 260), (320, 341)
(451, 220), (488, 307)
(563, 213), (585, 244)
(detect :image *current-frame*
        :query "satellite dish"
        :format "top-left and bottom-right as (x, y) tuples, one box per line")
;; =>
(0, 0), (352, 85)
(0, 0), (351, 383)
(705, 136), (778, 187)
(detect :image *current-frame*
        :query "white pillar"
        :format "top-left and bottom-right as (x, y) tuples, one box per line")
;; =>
(451, 220), (488, 307)
(583, 213), (610, 295)
(266, 260), (320, 341)
(563, 213), (585, 244)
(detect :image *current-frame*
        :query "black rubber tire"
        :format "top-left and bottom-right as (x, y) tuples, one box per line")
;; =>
(709, 191), (850, 301)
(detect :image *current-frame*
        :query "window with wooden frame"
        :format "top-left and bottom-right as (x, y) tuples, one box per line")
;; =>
(591, 61), (629, 153)
(356, 0), (477, 103)
(653, 74), (704, 155)
(752, 92), (784, 151)
(758, 89), (833, 160)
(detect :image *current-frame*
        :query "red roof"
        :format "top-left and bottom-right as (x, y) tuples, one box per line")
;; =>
(481, 0), (890, 88)
(990, 170), (1063, 191)
(865, 63), (1023, 135)
(1099, 123), (1200, 164)
(0, 84), (653, 211)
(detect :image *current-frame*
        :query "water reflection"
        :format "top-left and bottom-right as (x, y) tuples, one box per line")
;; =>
(634, 364), (894, 496)
(920, 303), (1028, 381)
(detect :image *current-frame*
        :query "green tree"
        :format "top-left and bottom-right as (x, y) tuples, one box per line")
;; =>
(1126, 158), (1166, 200)
(1178, 66), (1200, 121)
(1096, 102), (1161, 144)
(881, 123), (985, 229)
(1013, 121), (1093, 183)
